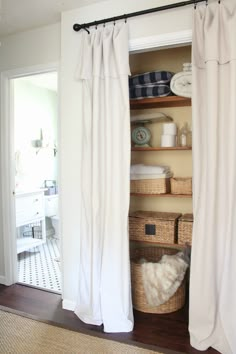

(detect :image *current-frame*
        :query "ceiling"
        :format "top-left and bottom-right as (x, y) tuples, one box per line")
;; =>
(0, 0), (106, 38)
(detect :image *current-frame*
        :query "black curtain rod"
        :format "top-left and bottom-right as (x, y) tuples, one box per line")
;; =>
(73, 0), (208, 33)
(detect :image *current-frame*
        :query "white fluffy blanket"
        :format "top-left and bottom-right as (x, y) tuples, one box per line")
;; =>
(141, 252), (189, 307)
(170, 71), (192, 98)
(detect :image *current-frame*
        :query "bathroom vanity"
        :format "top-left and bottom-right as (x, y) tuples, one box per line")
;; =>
(15, 189), (46, 254)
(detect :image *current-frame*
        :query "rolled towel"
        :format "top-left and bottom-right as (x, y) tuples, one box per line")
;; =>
(129, 84), (171, 100)
(129, 70), (174, 87)
(183, 62), (192, 72)
(130, 164), (170, 175)
(170, 71), (192, 98)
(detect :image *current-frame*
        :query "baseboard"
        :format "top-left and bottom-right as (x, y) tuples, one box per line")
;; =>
(62, 299), (76, 311)
(0, 276), (6, 285)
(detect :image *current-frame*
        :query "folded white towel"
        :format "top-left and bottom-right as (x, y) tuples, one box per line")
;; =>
(130, 172), (173, 180)
(130, 164), (170, 175)
(141, 252), (188, 307)
(183, 62), (192, 72)
(170, 71), (192, 98)
(131, 112), (169, 123)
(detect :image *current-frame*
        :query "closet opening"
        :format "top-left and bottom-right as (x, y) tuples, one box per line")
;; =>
(13, 72), (61, 294)
(129, 44), (192, 321)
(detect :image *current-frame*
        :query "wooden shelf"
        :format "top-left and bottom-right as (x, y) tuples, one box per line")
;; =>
(130, 240), (185, 248)
(130, 193), (192, 198)
(130, 96), (191, 110)
(131, 146), (192, 151)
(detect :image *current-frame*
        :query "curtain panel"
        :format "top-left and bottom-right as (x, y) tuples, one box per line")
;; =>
(74, 24), (134, 333)
(190, 2), (236, 353)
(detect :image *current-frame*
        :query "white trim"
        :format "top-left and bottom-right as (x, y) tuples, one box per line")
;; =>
(1, 72), (17, 285)
(1, 62), (59, 286)
(129, 29), (192, 53)
(0, 276), (7, 285)
(62, 299), (76, 311)
(1, 62), (59, 81)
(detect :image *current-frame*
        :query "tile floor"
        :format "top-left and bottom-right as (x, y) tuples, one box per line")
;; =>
(17, 238), (61, 293)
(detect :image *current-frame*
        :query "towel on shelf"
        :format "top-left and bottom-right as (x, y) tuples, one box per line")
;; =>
(130, 172), (173, 180)
(130, 112), (170, 123)
(141, 252), (189, 307)
(170, 71), (192, 98)
(129, 84), (172, 100)
(129, 70), (174, 87)
(130, 164), (170, 175)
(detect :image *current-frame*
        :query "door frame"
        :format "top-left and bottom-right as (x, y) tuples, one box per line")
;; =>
(1, 62), (59, 286)
(1, 29), (192, 293)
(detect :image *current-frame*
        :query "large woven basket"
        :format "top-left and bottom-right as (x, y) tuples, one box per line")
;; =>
(170, 177), (192, 195)
(130, 178), (170, 194)
(129, 210), (181, 244)
(178, 213), (193, 245)
(130, 247), (186, 314)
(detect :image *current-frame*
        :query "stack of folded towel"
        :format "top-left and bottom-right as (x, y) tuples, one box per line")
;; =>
(130, 164), (172, 180)
(129, 70), (174, 100)
(170, 63), (192, 98)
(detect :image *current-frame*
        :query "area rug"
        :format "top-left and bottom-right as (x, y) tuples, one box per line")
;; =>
(0, 308), (164, 354)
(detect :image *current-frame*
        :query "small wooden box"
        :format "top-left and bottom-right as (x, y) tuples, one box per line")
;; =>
(178, 213), (193, 245)
(129, 210), (181, 244)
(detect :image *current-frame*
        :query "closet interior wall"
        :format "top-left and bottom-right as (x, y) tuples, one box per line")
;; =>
(129, 45), (192, 215)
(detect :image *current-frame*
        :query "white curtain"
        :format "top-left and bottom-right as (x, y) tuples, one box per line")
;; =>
(189, 2), (236, 353)
(74, 24), (134, 333)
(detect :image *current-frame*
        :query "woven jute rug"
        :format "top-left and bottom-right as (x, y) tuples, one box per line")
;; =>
(0, 308), (164, 354)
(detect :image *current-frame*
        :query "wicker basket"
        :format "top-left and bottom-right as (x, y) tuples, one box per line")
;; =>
(130, 178), (170, 194)
(129, 210), (181, 244)
(178, 213), (193, 245)
(170, 177), (192, 195)
(130, 247), (186, 314)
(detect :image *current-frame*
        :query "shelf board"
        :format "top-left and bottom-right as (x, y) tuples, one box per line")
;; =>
(130, 193), (192, 198)
(131, 146), (192, 151)
(130, 96), (191, 109)
(130, 240), (186, 248)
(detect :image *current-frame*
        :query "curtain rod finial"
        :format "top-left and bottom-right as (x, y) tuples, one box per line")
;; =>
(73, 24), (81, 32)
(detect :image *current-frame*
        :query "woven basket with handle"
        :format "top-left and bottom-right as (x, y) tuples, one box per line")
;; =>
(130, 178), (170, 194)
(130, 246), (186, 314)
(170, 177), (192, 195)
(178, 213), (193, 245)
(129, 210), (181, 244)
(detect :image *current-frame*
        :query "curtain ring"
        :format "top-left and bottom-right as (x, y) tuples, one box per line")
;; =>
(94, 21), (97, 30)
(103, 22), (106, 27)
(218, 0), (221, 3)
(124, 14), (127, 23)
(194, 0), (197, 9)
(206, 0), (208, 6)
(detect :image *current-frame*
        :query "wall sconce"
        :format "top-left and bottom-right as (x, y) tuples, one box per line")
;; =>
(31, 128), (57, 156)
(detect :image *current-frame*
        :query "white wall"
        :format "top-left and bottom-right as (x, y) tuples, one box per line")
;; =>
(0, 23), (60, 283)
(14, 79), (58, 191)
(0, 23), (60, 71)
(60, 0), (193, 308)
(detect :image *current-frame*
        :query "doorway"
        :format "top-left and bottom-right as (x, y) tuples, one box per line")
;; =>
(13, 72), (61, 293)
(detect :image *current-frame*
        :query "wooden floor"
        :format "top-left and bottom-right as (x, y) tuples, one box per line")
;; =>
(0, 284), (219, 354)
